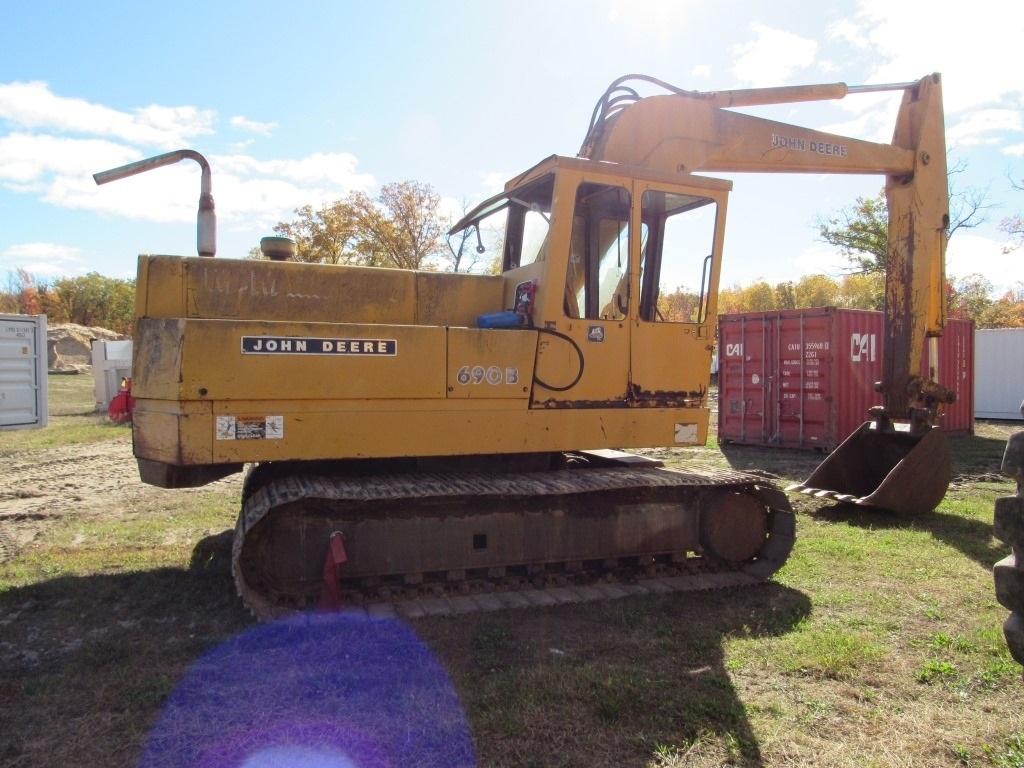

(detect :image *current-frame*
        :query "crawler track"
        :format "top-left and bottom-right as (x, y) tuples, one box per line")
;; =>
(232, 463), (796, 620)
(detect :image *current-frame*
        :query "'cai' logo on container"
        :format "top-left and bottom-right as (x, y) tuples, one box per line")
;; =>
(850, 333), (876, 362)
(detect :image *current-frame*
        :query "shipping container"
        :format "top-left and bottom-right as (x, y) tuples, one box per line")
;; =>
(92, 339), (133, 410)
(717, 308), (972, 450)
(0, 314), (48, 430)
(975, 328), (1024, 420)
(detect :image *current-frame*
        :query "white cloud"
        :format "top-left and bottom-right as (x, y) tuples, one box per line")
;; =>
(0, 242), (85, 277)
(948, 109), (1023, 147)
(1, 130), (375, 231)
(0, 81), (214, 149)
(691, 64), (711, 78)
(437, 196), (464, 225)
(821, 2), (1024, 161)
(731, 24), (818, 85)
(821, 107), (898, 144)
(790, 243), (849, 277)
(214, 152), (372, 188)
(1004, 144), (1024, 157)
(479, 171), (507, 195)
(0, 132), (139, 184)
(230, 115), (277, 137)
(0, 82), (384, 242)
(839, 1), (1024, 114)
(607, 0), (694, 42)
(828, 19), (869, 49)
(947, 232), (1021, 294)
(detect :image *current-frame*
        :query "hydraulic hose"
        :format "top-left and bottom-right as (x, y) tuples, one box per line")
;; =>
(532, 326), (585, 392)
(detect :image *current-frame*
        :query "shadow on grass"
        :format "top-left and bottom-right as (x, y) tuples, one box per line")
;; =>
(719, 442), (822, 481)
(0, 541), (250, 767)
(0, 532), (812, 768)
(809, 502), (1002, 569)
(422, 582), (812, 767)
(948, 432), (1013, 478)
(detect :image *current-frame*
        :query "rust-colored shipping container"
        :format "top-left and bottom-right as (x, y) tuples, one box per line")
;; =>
(717, 308), (973, 450)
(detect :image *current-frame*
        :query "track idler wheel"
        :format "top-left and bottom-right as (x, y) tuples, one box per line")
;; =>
(700, 491), (768, 563)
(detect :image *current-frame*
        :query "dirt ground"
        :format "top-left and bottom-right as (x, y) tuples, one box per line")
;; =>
(0, 436), (241, 557)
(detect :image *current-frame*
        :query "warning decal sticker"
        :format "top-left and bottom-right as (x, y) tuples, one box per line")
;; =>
(241, 336), (397, 356)
(216, 415), (284, 440)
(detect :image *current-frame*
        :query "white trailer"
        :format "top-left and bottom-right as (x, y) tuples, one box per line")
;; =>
(975, 328), (1024, 420)
(0, 314), (48, 430)
(91, 339), (133, 410)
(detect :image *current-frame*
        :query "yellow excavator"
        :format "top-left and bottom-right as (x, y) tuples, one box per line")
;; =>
(95, 73), (952, 618)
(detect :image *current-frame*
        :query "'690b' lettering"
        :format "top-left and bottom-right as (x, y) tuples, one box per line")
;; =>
(457, 365), (519, 385)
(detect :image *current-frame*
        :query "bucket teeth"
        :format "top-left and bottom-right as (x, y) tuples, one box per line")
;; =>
(786, 422), (952, 514)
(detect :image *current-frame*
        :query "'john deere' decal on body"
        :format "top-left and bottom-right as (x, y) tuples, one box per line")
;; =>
(241, 336), (397, 356)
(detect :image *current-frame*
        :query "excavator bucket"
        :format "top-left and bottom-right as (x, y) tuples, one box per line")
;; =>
(787, 423), (951, 514)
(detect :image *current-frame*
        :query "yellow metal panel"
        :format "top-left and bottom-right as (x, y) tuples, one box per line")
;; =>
(134, 256), (149, 319)
(532, 319), (630, 405)
(181, 257), (417, 324)
(139, 256), (187, 318)
(415, 272), (505, 327)
(177, 319), (446, 401)
(446, 328), (536, 399)
(631, 322), (711, 401)
(132, 318), (185, 400)
(132, 399), (212, 464)
(195, 403), (708, 464)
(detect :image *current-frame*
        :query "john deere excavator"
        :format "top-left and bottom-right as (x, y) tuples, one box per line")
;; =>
(95, 73), (952, 619)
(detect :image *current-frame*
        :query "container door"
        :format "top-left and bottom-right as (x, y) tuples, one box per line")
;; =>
(718, 314), (772, 445)
(774, 311), (834, 448)
(0, 317), (42, 428)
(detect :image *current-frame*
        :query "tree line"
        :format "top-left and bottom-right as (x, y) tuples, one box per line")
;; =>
(0, 270), (135, 334)
(655, 271), (1023, 327)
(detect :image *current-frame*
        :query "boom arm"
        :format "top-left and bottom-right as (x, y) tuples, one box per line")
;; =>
(581, 73), (949, 425)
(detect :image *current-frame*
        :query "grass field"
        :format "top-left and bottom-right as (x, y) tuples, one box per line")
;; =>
(0, 373), (128, 455)
(0, 375), (1021, 767)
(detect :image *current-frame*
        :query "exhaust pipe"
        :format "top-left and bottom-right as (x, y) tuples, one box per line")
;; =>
(93, 149), (216, 257)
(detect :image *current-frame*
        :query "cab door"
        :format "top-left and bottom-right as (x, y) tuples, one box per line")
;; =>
(629, 181), (727, 408)
(531, 172), (633, 406)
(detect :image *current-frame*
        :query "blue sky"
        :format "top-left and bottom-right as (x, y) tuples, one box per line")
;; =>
(1, 0), (1022, 293)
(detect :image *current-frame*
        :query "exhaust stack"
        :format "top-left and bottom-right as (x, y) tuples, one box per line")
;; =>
(94, 149), (216, 257)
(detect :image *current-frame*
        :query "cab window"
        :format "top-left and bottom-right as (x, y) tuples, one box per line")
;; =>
(639, 191), (717, 323)
(564, 183), (631, 320)
(502, 175), (555, 270)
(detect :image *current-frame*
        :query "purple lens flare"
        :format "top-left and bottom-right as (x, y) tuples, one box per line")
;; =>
(138, 612), (475, 768)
